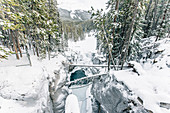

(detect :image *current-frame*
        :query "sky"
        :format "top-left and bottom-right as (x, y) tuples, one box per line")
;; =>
(57, 0), (107, 11)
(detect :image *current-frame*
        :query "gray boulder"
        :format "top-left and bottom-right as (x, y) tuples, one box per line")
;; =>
(91, 74), (148, 113)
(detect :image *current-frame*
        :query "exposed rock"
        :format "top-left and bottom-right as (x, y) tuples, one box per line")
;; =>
(128, 61), (146, 76)
(52, 87), (69, 113)
(92, 56), (106, 65)
(91, 74), (148, 113)
(89, 67), (100, 75)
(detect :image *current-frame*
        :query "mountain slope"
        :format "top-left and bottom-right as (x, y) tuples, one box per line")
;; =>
(58, 8), (91, 21)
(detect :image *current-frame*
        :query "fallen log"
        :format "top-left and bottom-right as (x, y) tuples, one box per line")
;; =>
(160, 102), (170, 109)
(16, 64), (30, 67)
(69, 64), (115, 67)
(69, 64), (129, 68)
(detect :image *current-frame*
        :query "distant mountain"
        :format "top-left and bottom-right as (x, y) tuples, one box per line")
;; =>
(58, 8), (91, 21)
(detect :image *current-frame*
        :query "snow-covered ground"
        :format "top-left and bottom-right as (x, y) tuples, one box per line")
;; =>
(114, 38), (170, 113)
(0, 33), (170, 113)
(0, 50), (67, 113)
(67, 36), (170, 113)
(0, 33), (96, 113)
(114, 68), (170, 113)
(68, 33), (97, 53)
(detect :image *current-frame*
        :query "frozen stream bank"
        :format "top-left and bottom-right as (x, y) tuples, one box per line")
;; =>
(55, 33), (149, 113)
(1, 33), (169, 113)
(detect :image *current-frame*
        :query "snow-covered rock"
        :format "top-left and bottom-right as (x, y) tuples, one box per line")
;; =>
(0, 50), (68, 113)
(58, 8), (91, 21)
(113, 37), (170, 113)
(91, 74), (148, 113)
(0, 66), (51, 113)
(128, 61), (146, 75)
(65, 94), (80, 113)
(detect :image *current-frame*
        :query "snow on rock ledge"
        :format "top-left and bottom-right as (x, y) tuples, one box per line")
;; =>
(91, 74), (148, 113)
(128, 61), (146, 76)
(0, 66), (51, 113)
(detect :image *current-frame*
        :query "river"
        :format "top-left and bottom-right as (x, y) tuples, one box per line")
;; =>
(66, 32), (97, 113)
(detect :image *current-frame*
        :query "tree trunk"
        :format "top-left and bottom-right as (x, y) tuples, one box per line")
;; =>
(155, 0), (165, 31)
(144, 0), (153, 38)
(11, 30), (19, 60)
(48, 34), (51, 60)
(48, 45), (50, 60)
(7, 30), (12, 51)
(102, 22), (116, 70)
(107, 0), (120, 70)
(145, 0), (153, 20)
(150, 0), (159, 34)
(156, 1), (168, 41)
(108, 53), (111, 71)
(29, 43), (31, 50)
(33, 46), (35, 55)
(15, 31), (22, 57)
(111, 0), (120, 44)
(7, 41), (11, 51)
(120, 0), (139, 69)
(35, 46), (39, 57)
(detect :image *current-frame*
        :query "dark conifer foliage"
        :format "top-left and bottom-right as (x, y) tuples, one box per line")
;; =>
(0, 0), (62, 59)
(90, 0), (169, 70)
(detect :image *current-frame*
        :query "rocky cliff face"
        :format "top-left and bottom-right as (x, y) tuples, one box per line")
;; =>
(91, 74), (148, 113)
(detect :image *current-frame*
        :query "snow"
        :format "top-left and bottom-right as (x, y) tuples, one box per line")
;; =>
(0, 32), (170, 113)
(114, 68), (170, 113)
(66, 35), (170, 113)
(68, 32), (97, 54)
(58, 0), (107, 11)
(0, 50), (67, 113)
(0, 51), (6, 56)
(129, 61), (146, 75)
(69, 10), (83, 20)
(0, 21), (4, 26)
(0, 34), (4, 38)
(113, 38), (170, 113)
(0, 64), (49, 113)
(0, 96), (37, 113)
(65, 94), (80, 113)
(70, 11), (77, 19)
(86, 85), (93, 113)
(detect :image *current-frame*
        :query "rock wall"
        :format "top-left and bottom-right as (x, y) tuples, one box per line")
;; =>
(91, 74), (148, 113)
(48, 62), (69, 113)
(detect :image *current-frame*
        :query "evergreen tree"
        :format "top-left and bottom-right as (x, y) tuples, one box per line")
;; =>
(0, 0), (62, 60)
(91, 0), (147, 70)
(143, 0), (169, 39)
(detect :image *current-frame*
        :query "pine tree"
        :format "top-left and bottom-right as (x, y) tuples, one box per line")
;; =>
(91, 0), (147, 70)
(0, 0), (62, 60)
(143, 0), (169, 39)
(0, 0), (24, 59)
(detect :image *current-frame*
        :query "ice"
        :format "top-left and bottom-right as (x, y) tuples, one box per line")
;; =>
(65, 94), (80, 113)
(0, 33), (170, 113)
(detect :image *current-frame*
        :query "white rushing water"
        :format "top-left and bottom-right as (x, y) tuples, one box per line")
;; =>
(66, 32), (97, 113)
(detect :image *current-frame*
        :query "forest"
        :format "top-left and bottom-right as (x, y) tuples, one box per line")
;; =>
(90, 0), (169, 70)
(0, 0), (169, 69)
(0, 0), (170, 113)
